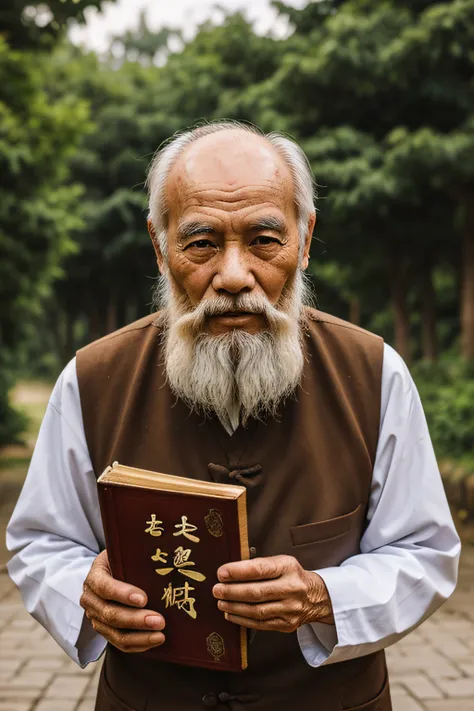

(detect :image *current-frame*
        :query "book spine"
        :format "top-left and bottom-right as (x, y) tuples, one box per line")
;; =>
(98, 485), (125, 581)
(236, 491), (249, 670)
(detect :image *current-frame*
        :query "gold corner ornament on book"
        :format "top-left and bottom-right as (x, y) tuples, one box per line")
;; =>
(205, 508), (225, 538)
(207, 632), (226, 662)
(97, 462), (249, 672)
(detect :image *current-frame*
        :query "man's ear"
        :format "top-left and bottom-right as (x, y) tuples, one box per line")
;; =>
(301, 212), (316, 271)
(147, 217), (165, 274)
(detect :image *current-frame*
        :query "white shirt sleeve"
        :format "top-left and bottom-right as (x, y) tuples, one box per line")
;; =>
(6, 358), (107, 667)
(297, 343), (461, 667)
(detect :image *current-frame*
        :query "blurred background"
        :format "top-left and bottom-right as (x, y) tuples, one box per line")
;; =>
(1, 4), (474, 708)
(2, 0), (474, 546)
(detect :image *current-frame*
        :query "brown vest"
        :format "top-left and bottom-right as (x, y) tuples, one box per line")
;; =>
(77, 308), (391, 711)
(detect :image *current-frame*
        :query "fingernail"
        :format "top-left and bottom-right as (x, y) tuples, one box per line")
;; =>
(145, 615), (163, 628)
(129, 593), (145, 605)
(213, 585), (223, 599)
(218, 569), (229, 581)
(149, 632), (164, 645)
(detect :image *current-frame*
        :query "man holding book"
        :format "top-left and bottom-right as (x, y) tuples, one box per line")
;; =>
(7, 122), (461, 711)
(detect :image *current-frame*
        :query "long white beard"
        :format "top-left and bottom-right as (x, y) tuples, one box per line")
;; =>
(156, 272), (309, 430)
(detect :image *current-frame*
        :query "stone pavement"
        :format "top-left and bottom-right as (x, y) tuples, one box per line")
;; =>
(0, 547), (473, 711)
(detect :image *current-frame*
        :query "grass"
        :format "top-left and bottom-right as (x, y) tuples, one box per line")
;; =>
(0, 457), (32, 472)
(0, 380), (52, 473)
(16, 401), (49, 443)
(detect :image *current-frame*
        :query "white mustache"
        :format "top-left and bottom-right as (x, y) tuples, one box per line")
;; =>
(180, 293), (292, 335)
(201, 294), (269, 315)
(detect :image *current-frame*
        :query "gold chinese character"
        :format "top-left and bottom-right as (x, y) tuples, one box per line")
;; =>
(161, 581), (174, 608)
(173, 515), (200, 543)
(173, 546), (192, 566)
(145, 514), (164, 537)
(151, 548), (168, 563)
(173, 546), (206, 582)
(152, 548), (174, 576)
(161, 581), (197, 619)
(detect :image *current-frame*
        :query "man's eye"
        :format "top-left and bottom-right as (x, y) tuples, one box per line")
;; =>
(252, 236), (280, 246)
(185, 240), (216, 250)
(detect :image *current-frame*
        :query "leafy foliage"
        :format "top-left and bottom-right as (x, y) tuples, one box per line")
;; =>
(110, 10), (182, 65)
(414, 360), (474, 468)
(0, 1), (100, 444)
(0, 0), (106, 50)
(2, 0), (474, 464)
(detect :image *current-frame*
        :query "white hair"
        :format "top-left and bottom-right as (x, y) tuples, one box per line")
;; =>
(145, 120), (316, 258)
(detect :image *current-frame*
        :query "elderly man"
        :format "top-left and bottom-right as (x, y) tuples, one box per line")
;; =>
(7, 122), (460, 711)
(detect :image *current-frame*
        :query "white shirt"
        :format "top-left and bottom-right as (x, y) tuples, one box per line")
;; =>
(6, 344), (461, 669)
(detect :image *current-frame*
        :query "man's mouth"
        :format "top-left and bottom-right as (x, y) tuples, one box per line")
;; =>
(205, 310), (266, 334)
(210, 312), (261, 322)
(219, 311), (253, 317)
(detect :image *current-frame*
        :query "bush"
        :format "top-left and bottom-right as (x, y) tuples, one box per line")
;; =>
(0, 366), (27, 447)
(413, 359), (474, 471)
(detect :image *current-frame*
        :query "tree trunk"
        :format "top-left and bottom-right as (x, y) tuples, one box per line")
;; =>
(389, 248), (411, 364)
(125, 298), (138, 324)
(106, 291), (118, 334)
(420, 262), (438, 362)
(48, 302), (64, 365)
(89, 305), (101, 343)
(461, 199), (474, 361)
(349, 297), (361, 326)
(63, 311), (75, 366)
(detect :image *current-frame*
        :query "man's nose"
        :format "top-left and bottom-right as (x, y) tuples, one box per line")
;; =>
(212, 246), (256, 294)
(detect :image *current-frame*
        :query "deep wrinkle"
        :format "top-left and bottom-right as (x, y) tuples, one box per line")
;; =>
(150, 129), (314, 334)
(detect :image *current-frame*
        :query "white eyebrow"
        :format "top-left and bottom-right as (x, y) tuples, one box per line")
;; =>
(247, 217), (287, 234)
(177, 220), (216, 240)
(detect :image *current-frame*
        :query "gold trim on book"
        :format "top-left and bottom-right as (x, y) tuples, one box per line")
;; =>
(237, 489), (249, 669)
(206, 632), (225, 662)
(99, 462), (246, 500)
(204, 509), (224, 537)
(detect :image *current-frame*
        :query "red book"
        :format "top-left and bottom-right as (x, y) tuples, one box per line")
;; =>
(97, 462), (249, 672)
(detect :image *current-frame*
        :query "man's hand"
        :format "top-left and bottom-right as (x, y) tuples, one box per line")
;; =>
(80, 550), (165, 653)
(212, 555), (334, 632)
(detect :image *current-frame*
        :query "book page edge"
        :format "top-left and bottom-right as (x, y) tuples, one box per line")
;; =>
(99, 463), (246, 500)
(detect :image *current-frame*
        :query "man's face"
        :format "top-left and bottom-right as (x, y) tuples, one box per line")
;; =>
(154, 131), (312, 335)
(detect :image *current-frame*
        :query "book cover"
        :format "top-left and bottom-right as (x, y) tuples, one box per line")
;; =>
(97, 462), (249, 672)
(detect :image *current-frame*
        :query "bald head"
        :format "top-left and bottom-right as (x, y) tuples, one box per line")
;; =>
(169, 129), (293, 198)
(146, 121), (316, 258)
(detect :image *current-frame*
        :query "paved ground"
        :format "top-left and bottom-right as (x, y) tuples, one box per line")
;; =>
(0, 546), (473, 711)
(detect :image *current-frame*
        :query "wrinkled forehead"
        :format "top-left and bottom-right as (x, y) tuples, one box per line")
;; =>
(166, 131), (295, 215)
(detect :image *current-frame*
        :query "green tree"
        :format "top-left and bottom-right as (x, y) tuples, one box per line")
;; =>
(45, 46), (178, 358)
(261, 1), (469, 362)
(110, 9), (182, 65)
(48, 12), (283, 362)
(381, 0), (474, 359)
(0, 0), (106, 49)
(0, 1), (107, 444)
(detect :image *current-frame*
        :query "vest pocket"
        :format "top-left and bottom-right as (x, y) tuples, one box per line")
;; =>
(290, 504), (363, 546)
(290, 504), (364, 569)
